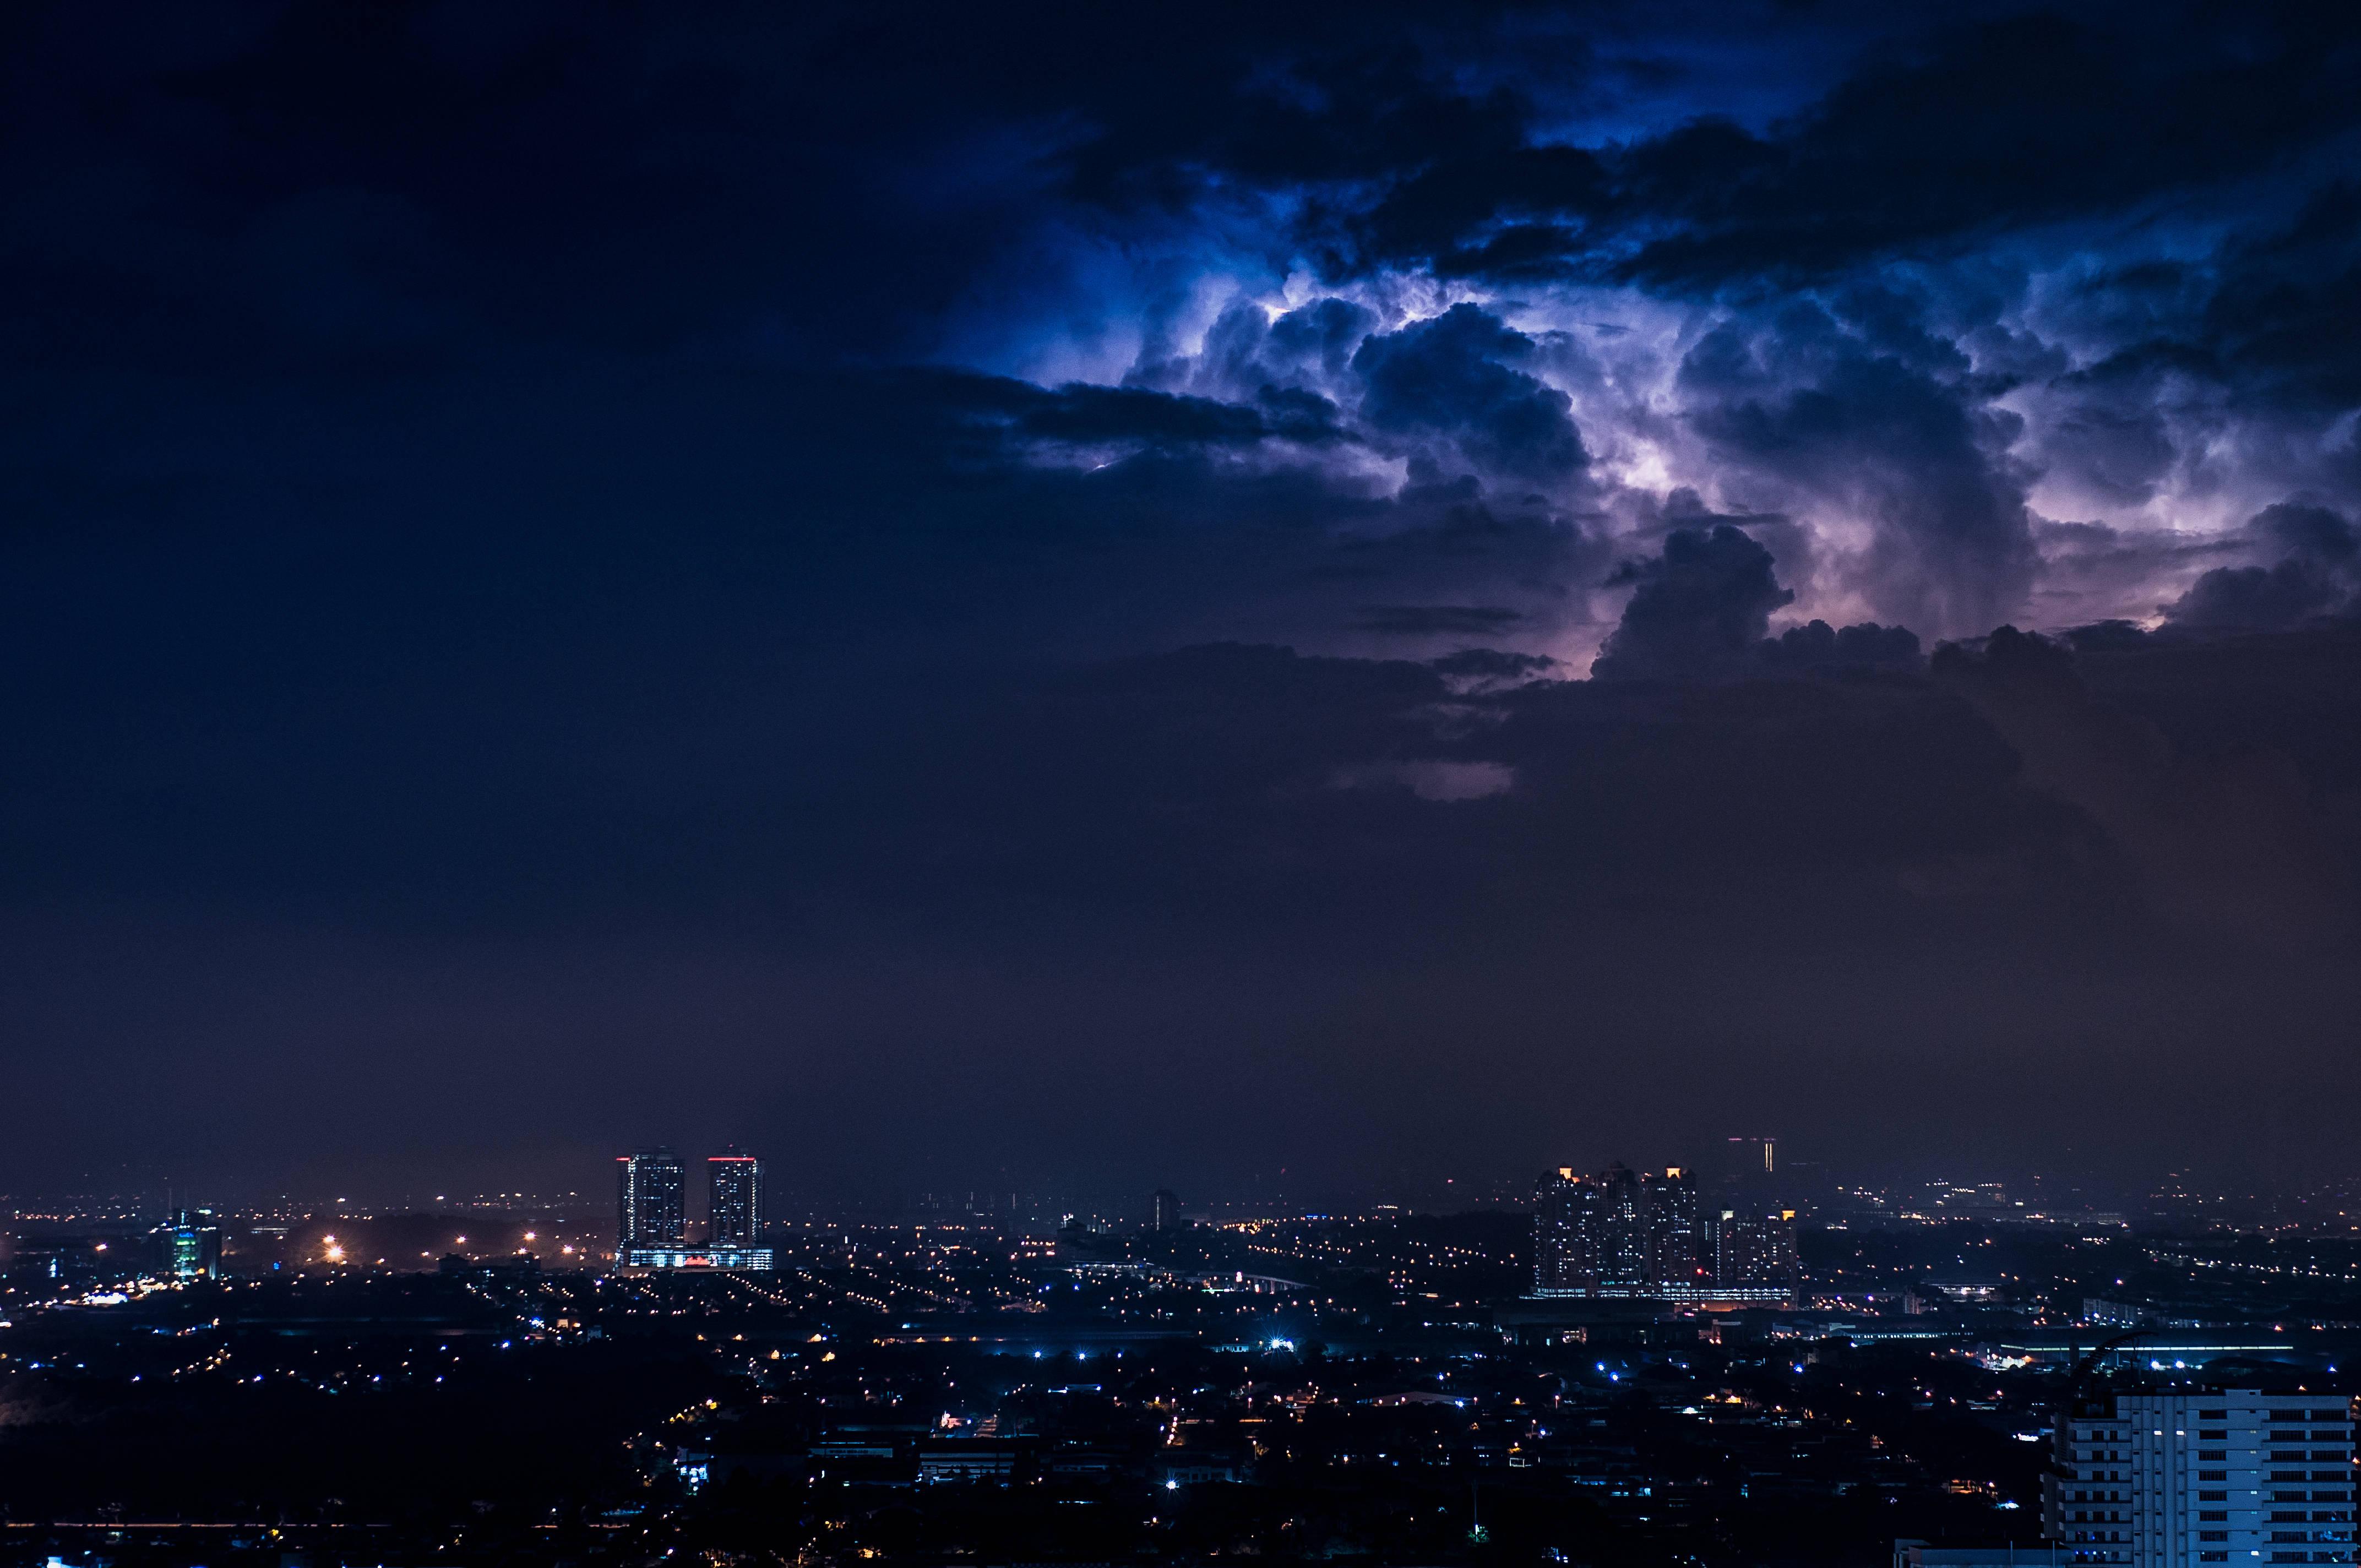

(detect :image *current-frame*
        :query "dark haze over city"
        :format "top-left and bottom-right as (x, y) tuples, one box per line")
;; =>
(6, 0), (2361, 1209)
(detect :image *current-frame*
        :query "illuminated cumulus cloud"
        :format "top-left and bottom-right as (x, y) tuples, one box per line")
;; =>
(28, 0), (2335, 678)
(999, 270), (2035, 655)
(923, 4), (2361, 662)
(1121, 291), (1593, 492)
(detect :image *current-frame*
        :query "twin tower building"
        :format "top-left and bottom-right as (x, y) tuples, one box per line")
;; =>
(615, 1147), (774, 1272)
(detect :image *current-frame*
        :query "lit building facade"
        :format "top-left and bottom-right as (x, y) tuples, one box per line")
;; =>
(708, 1151), (763, 1246)
(621, 1244), (774, 1271)
(1709, 1206), (1798, 1292)
(614, 1147), (772, 1271)
(152, 1209), (221, 1280)
(2046, 1391), (2354, 1565)
(617, 1148), (686, 1253)
(1533, 1163), (1795, 1304)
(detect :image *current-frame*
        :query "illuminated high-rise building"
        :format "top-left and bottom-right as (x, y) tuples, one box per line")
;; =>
(614, 1147), (771, 1272)
(708, 1150), (763, 1246)
(1534, 1166), (1604, 1293)
(1535, 1164), (1694, 1295)
(1707, 1206), (1799, 1293)
(2046, 1390), (2354, 1565)
(152, 1208), (220, 1280)
(1150, 1189), (1181, 1233)
(617, 1148), (686, 1251)
(1646, 1167), (1702, 1286)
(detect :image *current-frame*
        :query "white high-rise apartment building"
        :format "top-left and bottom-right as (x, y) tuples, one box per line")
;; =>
(2047, 1390), (2354, 1566)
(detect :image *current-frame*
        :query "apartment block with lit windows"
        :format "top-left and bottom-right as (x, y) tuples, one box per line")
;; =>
(708, 1150), (763, 1246)
(1532, 1162), (1796, 1305)
(2047, 1390), (2354, 1566)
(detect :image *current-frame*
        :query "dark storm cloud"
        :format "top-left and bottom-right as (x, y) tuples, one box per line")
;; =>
(1677, 299), (2037, 637)
(1265, 298), (1384, 380)
(1591, 525), (1791, 681)
(1428, 647), (1559, 685)
(2200, 183), (2361, 416)
(1594, 10), (2361, 290)
(2169, 563), (2347, 633)
(1348, 303), (1589, 482)
(1131, 298), (1379, 402)
(1352, 605), (1527, 635)
(2006, 186), (2361, 533)
(2027, 346), (2204, 510)
(935, 368), (1351, 450)
(2164, 501), (2361, 631)
(1934, 627), (2354, 944)
(1173, 47), (1524, 183)
(1189, 9), (2361, 290)
(1756, 619), (1923, 674)
(1589, 524), (1920, 680)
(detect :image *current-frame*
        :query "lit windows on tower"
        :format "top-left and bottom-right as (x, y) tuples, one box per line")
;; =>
(617, 1148), (686, 1253)
(151, 1208), (221, 1280)
(1533, 1161), (1794, 1305)
(708, 1150), (763, 1246)
(613, 1146), (772, 1272)
(2042, 1390), (2354, 1566)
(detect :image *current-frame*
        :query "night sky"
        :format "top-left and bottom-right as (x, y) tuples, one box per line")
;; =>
(4, 1), (2358, 1204)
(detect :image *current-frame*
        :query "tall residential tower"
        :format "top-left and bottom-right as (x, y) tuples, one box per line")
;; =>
(708, 1150), (763, 1246)
(614, 1146), (773, 1272)
(2047, 1390), (2354, 1565)
(617, 1148), (687, 1254)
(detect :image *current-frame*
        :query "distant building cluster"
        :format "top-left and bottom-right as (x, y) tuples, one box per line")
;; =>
(616, 1147), (773, 1271)
(1533, 1160), (1797, 1305)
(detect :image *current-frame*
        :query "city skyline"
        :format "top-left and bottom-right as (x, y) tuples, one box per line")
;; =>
(14, 1129), (2361, 1563)
(15, 1123), (2358, 1224)
(19, 1152), (2361, 1237)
